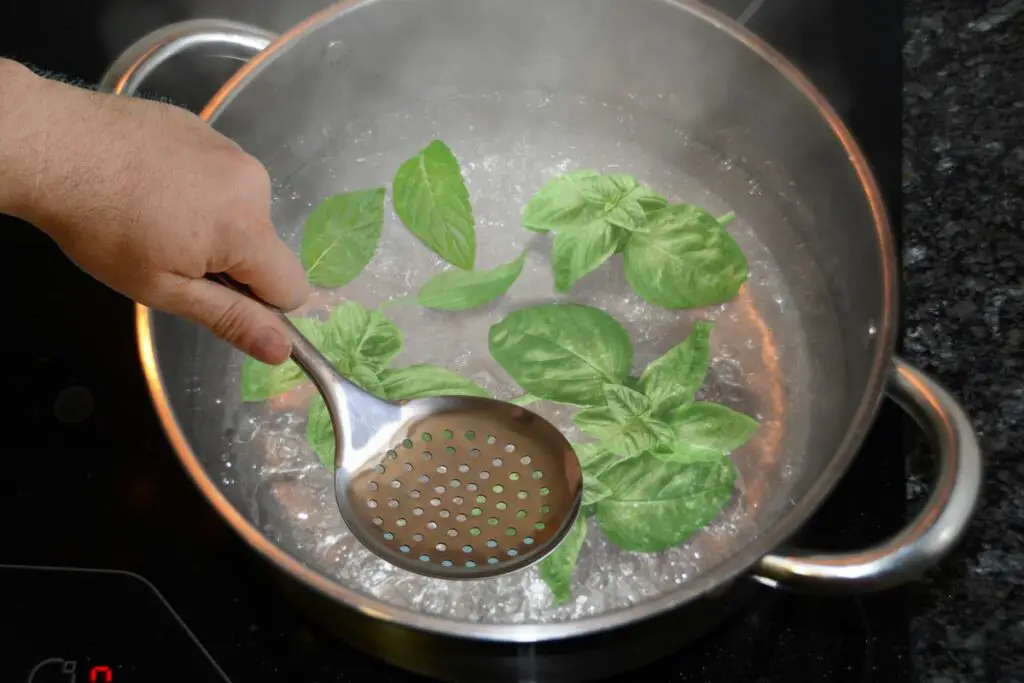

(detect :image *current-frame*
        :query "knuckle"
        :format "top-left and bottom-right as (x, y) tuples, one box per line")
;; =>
(235, 152), (272, 192)
(210, 299), (253, 344)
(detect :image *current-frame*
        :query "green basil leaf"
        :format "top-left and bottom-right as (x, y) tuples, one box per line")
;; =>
(574, 443), (620, 477)
(668, 402), (759, 454)
(538, 515), (587, 604)
(582, 474), (614, 506)
(622, 204), (749, 309)
(575, 443), (620, 506)
(638, 190), (670, 215)
(649, 443), (723, 465)
(377, 364), (488, 401)
(300, 188), (385, 287)
(604, 384), (653, 422)
(417, 251), (526, 311)
(613, 191), (667, 254)
(392, 140), (476, 269)
(307, 394), (335, 468)
(521, 170), (601, 232)
(637, 321), (713, 418)
(550, 220), (620, 292)
(580, 174), (664, 233)
(613, 227), (633, 254)
(717, 211), (736, 227)
(573, 385), (674, 457)
(322, 301), (402, 372)
(349, 364), (388, 399)
(240, 317), (324, 402)
(488, 304), (633, 406)
(595, 453), (736, 552)
(574, 405), (673, 457)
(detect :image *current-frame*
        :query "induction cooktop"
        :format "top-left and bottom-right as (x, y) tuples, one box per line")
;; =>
(0, 0), (904, 680)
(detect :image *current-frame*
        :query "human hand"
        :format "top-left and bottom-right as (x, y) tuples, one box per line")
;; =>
(0, 60), (309, 364)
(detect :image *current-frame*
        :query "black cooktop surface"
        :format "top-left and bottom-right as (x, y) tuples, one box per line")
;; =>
(1, 0), (904, 680)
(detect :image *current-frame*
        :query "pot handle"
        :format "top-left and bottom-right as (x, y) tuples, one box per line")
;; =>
(751, 356), (982, 592)
(97, 18), (277, 96)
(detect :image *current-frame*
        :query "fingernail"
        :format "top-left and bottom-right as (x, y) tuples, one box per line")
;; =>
(253, 326), (291, 364)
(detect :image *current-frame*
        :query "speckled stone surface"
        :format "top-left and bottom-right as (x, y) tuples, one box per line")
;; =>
(904, 0), (1024, 681)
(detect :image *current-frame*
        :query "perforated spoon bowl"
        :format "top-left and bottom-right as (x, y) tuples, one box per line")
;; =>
(211, 275), (583, 579)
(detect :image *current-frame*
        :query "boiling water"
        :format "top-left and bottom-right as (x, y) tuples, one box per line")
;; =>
(211, 90), (817, 624)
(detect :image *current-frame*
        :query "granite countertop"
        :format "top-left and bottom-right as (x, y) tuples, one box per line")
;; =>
(904, 0), (1024, 680)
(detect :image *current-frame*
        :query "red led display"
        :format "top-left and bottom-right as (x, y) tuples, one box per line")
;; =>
(89, 666), (113, 682)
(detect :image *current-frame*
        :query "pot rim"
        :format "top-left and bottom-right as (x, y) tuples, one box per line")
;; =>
(136, 0), (898, 643)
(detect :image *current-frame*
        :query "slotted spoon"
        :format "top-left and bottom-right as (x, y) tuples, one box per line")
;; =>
(210, 274), (583, 579)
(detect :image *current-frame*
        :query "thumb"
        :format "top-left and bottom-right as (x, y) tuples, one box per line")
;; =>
(156, 275), (293, 364)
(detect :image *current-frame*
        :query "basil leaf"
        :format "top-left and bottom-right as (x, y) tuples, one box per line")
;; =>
(550, 220), (620, 292)
(392, 140), (476, 269)
(575, 443), (620, 506)
(649, 443), (723, 465)
(717, 211), (736, 227)
(604, 384), (652, 422)
(538, 515), (587, 604)
(417, 251), (526, 311)
(623, 204), (749, 309)
(574, 405), (674, 457)
(638, 190), (670, 215)
(521, 170), (601, 233)
(613, 227), (633, 254)
(580, 174), (665, 233)
(637, 321), (713, 418)
(573, 385), (675, 457)
(613, 192), (667, 253)
(240, 317), (324, 402)
(668, 402), (759, 454)
(582, 474), (614, 506)
(377, 364), (488, 401)
(595, 453), (736, 552)
(307, 394), (335, 468)
(322, 301), (402, 372)
(349, 364), (388, 399)
(488, 304), (633, 406)
(300, 188), (385, 287)
(575, 442), (620, 476)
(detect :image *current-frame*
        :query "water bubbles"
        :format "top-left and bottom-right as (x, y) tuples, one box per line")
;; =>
(220, 88), (798, 627)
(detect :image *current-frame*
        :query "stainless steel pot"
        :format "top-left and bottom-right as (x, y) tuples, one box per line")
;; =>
(100, 2), (982, 680)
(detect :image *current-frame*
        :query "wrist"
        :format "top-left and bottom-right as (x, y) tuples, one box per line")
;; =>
(0, 59), (49, 221)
